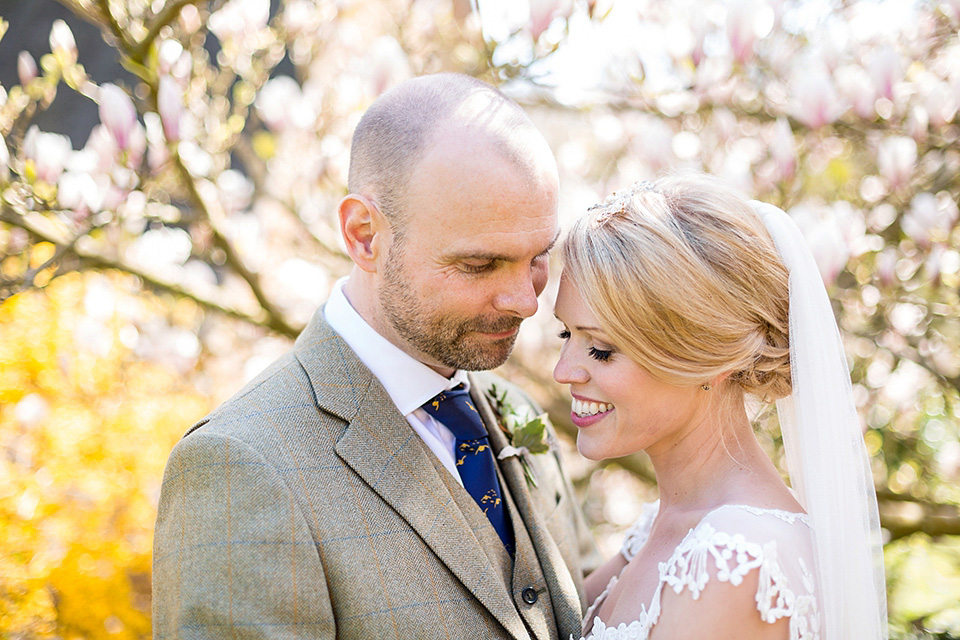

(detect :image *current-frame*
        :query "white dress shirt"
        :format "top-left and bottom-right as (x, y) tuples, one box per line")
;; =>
(324, 278), (468, 485)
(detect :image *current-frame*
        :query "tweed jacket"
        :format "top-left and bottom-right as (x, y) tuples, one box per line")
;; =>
(152, 309), (599, 639)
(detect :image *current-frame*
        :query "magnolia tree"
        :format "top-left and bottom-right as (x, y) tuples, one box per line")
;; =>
(1, 0), (959, 636)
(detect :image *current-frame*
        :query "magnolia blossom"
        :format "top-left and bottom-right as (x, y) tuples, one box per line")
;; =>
(868, 45), (903, 102)
(725, 0), (775, 64)
(156, 76), (182, 142)
(364, 36), (412, 97)
(255, 75), (316, 131)
(790, 203), (853, 286)
(835, 64), (876, 119)
(789, 62), (843, 129)
(769, 117), (796, 181)
(209, 0), (269, 43)
(876, 136), (917, 190)
(58, 171), (107, 215)
(98, 84), (139, 152)
(875, 247), (898, 287)
(902, 192), (959, 247)
(49, 19), (78, 65)
(217, 169), (254, 213)
(924, 81), (958, 127)
(23, 125), (73, 184)
(530, 0), (572, 40)
(0, 139), (9, 181)
(17, 51), (37, 87)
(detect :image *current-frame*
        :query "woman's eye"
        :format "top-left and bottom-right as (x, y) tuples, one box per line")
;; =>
(588, 346), (613, 362)
(558, 329), (571, 340)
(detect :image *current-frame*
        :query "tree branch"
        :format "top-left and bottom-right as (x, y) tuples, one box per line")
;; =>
(130, 0), (210, 63)
(171, 149), (301, 337)
(1, 207), (299, 337)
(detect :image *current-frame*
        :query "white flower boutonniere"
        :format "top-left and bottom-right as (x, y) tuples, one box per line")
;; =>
(486, 383), (552, 488)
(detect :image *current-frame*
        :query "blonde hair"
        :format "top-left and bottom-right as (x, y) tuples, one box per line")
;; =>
(561, 172), (792, 401)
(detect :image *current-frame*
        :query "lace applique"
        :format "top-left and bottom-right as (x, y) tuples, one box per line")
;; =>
(579, 511), (820, 640)
(731, 504), (813, 526)
(620, 501), (660, 562)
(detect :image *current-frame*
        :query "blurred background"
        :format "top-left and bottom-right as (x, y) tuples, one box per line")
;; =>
(1, 0), (958, 637)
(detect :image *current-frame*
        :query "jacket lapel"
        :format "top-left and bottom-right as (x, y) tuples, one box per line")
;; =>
(469, 374), (584, 640)
(293, 310), (530, 639)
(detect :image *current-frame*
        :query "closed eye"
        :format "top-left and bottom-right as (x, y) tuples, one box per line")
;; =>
(588, 346), (613, 362)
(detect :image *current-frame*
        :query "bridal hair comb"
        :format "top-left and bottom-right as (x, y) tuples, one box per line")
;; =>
(588, 180), (659, 226)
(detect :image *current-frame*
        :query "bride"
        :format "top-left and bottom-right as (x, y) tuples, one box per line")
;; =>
(553, 173), (887, 639)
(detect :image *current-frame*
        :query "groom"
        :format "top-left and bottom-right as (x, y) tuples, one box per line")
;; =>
(152, 73), (598, 639)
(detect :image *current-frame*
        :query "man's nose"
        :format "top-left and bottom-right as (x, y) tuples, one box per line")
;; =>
(493, 268), (541, 318)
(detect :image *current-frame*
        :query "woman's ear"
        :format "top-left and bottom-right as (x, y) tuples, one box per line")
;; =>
(338, 194), (389, 272)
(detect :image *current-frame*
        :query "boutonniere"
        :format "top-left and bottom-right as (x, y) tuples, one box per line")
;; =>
(486, 383), (552, 487)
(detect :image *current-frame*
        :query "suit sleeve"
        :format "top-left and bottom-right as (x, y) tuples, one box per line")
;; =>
(152, 430), (336, 639)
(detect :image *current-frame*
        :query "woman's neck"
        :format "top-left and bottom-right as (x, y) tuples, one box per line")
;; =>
(647, 390), (771, 513)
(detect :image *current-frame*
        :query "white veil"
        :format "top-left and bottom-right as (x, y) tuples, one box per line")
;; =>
(752, 201), (888, 639)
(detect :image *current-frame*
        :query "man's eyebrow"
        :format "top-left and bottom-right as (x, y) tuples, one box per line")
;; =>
(446, 229), (562, 263)
(538, 229), (561, 258)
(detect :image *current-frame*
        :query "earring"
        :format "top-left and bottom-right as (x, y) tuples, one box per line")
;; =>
(700, 384), (712, 391)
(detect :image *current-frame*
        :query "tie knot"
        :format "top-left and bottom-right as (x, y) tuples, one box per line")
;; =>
(423, 386), (487, 440)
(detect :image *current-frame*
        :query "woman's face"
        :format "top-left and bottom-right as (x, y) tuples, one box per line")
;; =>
(552, 273), (706, 461)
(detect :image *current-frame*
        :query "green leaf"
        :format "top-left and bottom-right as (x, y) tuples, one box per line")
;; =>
(512, 414), (549, 454)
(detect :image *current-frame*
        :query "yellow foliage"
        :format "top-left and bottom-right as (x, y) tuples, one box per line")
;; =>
(0, 272), (210, 638)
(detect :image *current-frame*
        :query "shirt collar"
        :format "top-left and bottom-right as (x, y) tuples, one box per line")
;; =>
(323, 277), (469, 416)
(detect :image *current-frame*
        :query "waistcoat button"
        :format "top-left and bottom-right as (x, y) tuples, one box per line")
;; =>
(521, 587), (538, 604)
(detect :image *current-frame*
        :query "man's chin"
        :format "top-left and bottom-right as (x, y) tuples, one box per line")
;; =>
(442, 334), (517, 371)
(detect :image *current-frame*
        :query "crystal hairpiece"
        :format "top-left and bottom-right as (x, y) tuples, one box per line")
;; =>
(588, 180), (658, 226)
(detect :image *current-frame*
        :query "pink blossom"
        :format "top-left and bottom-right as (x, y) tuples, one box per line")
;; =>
(157, 76), (182, 142)
(868, 45), (903, 101)
(770, 117), (796, 181)
(790, 203), (853, 287)
(48, 19), (77, 65)
(875, 248), (897, 287)
(835, 64), (876, 119)
(530, 0), (568, 41)
(58, 170), (106, 214)
(209, 0), (269, 42)
(0, 139), (9, 181)
(876, 136), (917, 190)
(98, 84), (139, 152)
(902, 192), (959, 248)
(726, 0), (774, 64)
(255, 76), (316, 131)
(789, 63), (843, 129)
(366, 37), (412, 97)
(23, 125), (73, 184)
(925, 81), (958, 127)
(82, 124), (119, 173)
(18, 51), (37, 87)
(157, 40), (191, 80)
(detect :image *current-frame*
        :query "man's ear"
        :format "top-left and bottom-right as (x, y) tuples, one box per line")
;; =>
(339, 194), (390, 272)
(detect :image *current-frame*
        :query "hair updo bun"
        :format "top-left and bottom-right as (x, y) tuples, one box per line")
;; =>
(562, 171), (793, 401)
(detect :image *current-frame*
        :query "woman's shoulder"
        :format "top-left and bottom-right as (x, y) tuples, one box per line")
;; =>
(652, 503), (821, 638)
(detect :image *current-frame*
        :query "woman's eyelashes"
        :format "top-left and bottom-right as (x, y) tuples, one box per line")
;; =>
(557, 327), (613, 362)
(588, 346), (613, 362)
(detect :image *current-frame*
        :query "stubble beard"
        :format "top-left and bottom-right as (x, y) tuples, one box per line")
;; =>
(379, 244), (522, 371)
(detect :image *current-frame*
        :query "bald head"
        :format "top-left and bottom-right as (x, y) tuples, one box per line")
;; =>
(347, 73), (555, 236)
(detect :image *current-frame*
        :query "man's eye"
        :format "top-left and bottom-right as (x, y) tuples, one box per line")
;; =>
(588, 346), (613, 362)
(460, 261), (495, 274)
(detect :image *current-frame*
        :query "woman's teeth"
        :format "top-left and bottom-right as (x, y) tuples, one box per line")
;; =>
(572, 398), (613, 417)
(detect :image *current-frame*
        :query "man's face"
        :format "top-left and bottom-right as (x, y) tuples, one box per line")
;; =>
(375, 125), (559, 374)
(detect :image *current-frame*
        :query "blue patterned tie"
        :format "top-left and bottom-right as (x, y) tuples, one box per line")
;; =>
(423, 385), (514, 556)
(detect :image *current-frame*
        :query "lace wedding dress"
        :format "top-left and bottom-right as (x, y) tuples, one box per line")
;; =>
(578, 501), (821, 640)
